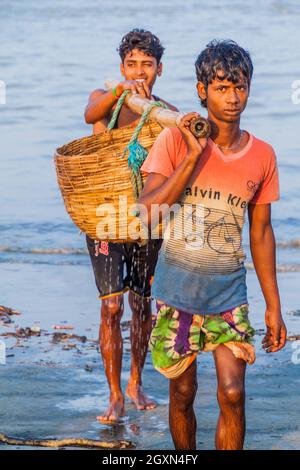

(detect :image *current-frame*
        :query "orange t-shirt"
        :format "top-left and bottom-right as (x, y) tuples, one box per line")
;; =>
(141, 127), (279, 315)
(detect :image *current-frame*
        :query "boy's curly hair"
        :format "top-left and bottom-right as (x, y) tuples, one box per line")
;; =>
(118, 29), (165, 64)
(195, 40), (253, 107)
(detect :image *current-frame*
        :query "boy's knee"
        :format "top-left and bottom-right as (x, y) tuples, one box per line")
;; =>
(171, 379), (198, 410)
(218, 382), (245, 407)
(129, 292), (151, 315)
(101, 296), (123, 319)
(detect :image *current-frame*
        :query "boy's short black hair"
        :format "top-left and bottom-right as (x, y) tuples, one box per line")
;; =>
(118, 29), (165, 64)
(195, 40), (253, 107)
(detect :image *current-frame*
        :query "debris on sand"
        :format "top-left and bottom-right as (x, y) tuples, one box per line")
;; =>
(255, 329), (265, 336)
(29, 326), (41, 334)
(287, 335), (300, 341)
(287, 310), (300, 317)
(52, 325), (74, 330)
(1, 327), (92, 354)
(51, 333), (87, 344)
(1, 327), (41, 339)
(0, 305), (21, 325)
(121, 320), (131, 331)
(0, 432), (135, 449)
(129, 424), (140, 435)
(62, 343), (77, 351)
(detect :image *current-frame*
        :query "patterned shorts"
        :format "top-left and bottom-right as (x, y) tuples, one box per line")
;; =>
(150, 302), (256, 379)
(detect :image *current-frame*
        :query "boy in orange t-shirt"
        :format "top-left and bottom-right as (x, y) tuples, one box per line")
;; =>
(139, 39), (287, 450)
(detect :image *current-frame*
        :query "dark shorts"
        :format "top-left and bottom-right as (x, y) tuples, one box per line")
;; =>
(86, 236), (162, 299)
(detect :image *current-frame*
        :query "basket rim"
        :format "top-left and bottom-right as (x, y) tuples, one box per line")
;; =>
(55, 119), (163, 158)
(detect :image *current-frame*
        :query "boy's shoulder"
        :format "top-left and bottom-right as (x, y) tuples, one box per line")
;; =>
(250, 133), (276, 156)
(155, 127), (186, 157)
(155, 97), (178, 112)
(160, 126), (183, 143)
(88, 88), (106, 100)
(248, 134), (279, 174)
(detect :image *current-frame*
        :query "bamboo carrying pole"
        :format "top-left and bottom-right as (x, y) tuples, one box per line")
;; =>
(105, 79), (211, 138)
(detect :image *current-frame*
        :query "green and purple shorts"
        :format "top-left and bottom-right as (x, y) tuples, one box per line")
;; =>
(150, 302), (256, 379)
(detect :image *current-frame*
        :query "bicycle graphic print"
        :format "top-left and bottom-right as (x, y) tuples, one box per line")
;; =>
(184, 205), (243, 255)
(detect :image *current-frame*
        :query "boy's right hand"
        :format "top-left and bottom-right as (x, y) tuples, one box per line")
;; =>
(115, 80), (151, 99)
(178, 112), (208, 159)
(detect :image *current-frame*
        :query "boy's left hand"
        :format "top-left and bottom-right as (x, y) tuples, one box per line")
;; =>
(262, 309), (287, 353)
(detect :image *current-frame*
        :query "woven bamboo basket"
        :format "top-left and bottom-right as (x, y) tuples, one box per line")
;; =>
(54, 120), (163, 243)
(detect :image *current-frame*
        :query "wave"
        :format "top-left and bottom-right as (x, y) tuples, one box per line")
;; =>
(277, 240), (300, 248)
(1, 238), (300, 255)
(0, 222), (76, 233)
(244, 239), (300, 250)
(0, 256), (299, 272)
(0, 258), (88, 266)
(245, 263), (300, 273)
(0, 246), (87, 255)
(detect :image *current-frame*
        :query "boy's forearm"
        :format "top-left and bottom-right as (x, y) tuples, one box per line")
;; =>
(249, 223), (281, 311)
(85, 90), (117, 124)
(139, 154), (199, 216)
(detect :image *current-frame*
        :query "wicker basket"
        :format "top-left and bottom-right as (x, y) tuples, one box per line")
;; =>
(54, 120), (163, 243)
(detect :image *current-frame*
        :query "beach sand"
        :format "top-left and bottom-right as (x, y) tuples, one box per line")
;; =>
(1, 270), (300, 450)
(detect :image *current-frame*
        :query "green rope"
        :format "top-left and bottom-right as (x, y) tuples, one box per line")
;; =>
(107, 91), (168, 199)
(107, 90), (130, 130)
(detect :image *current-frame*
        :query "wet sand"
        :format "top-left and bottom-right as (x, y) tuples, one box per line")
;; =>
(1, 271), (300, 450)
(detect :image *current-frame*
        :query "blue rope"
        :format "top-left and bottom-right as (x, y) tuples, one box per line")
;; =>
(123, 100), (168, 198)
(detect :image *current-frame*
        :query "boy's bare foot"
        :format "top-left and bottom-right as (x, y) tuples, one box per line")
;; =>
(97, 396), (125, 424)
(126, 382), (157, 410)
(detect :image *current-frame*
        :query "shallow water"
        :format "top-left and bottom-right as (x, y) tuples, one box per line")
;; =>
(1, 0), (300, 450)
